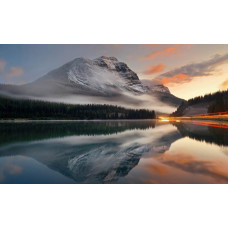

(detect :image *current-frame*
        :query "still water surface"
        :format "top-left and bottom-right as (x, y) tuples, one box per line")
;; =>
(0, 120), (228, 184)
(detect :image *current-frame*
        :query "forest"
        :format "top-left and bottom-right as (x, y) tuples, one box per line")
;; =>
(188, 89), (228, 112)
(0, 95), (156, 120)
(171, 89), (228, 116)
(207, 90), (228, 113)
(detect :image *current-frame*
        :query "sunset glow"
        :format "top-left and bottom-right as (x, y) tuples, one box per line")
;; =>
(1, 44), (228, 100)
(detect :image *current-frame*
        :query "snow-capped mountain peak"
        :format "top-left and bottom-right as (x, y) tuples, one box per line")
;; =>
(94, 56), (118, 70)
(67, 56), (147, 95)
(0, 56), (184, 113)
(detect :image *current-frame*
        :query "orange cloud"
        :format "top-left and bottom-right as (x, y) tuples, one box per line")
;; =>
(160, 73), (192, 85)
(145, 163), (168, 175)
(6, 66), (24, 77)
(140, 46), (176, 60)
(160, 153), (196, 165)
(143, 63), (165, 75)
(140, 44), (193, 61)
(158, 151), (228, 182)
(0, 59), (6, 72)
(220, 79), (228, 91)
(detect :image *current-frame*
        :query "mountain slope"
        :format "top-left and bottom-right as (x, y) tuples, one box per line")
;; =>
(22, 56), (147, 97)
(0, 56), (184, 113)
(171, 89), (228, 116)
(141, 79), (184, 107)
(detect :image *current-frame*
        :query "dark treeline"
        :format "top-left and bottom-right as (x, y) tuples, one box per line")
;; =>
(0, 95), (156, 120)
(171, 89), (228, 116)
(188, 89), (228, 111)
(207, 90), (228, 113)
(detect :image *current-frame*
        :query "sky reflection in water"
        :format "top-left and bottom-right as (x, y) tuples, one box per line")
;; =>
(0, 120), (228, 184)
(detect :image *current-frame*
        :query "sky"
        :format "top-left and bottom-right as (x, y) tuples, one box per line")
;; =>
(0, 44), (228, 100)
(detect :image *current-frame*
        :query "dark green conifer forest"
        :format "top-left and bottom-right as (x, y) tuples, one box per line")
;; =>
(0, 95), (156, 120)
(171, 89), (228, 116)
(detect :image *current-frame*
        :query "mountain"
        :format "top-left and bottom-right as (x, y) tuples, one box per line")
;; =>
(141, 79), (183, 108)
(171, 89), (228, 116)
(0, 56), (183, 113)
(141, 79), (170, 93)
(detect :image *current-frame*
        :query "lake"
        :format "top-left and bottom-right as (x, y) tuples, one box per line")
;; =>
(0, 119), (228, 184)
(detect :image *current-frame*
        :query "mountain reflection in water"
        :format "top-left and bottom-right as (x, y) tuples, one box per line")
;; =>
(0, 120), (228, 184)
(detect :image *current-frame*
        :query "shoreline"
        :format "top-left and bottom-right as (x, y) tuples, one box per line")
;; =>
(169, 117), (228, 122)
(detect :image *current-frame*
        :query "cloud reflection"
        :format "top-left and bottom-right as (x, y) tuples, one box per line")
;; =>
(0, 158), (22, 182)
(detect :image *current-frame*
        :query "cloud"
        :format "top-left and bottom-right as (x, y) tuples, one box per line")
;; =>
(143, 63), (165, 75)
(220, 79), (228, 90)
(160, 153), (228, 182)
(160, 73), (192, 85)
(0, 59), (6, 72)
(157, 52), (228, 85)
(144, 163), (168, 175)
(0, 60), (24, 83)
(0, 163), (23, 183)
(162, 53), (228, 77)
(140, 46), (177, 60)
(113, 44), (121, 48)
(139, 44), (193, 61)
(6, 66), (24, 77)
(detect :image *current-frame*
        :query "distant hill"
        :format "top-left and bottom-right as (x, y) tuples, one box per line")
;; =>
(171, 89), (228, 116)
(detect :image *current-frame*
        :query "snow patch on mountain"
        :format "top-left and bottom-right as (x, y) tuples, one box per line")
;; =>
(67, 59), (126, 92)
(67, 56), (147, 94)
(142, 79), (170, 93)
